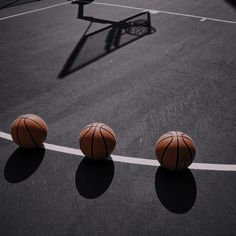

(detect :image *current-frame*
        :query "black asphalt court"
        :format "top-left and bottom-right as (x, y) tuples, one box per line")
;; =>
(0, 0), (236, 235)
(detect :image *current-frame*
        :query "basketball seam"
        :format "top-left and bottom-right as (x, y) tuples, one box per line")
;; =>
(16, 117), (25, 148)
(99, 127), (108, 158)
(156, 136), (173, 146)
(24, 119), (39, 148)
(182, 135), (193, 142)
(175, 131), (179, 171)
(80, 126), (93, 148)
(12, 118), (20, 128)
(25, 117), (47, 139)
(100, 126), (115, 139)
(160, 136), (173, 165)
(167, 132), (174, 135)
(84, 124), (93, 129)
(182, 134), (193, 164)
(91, 124), (99, 160)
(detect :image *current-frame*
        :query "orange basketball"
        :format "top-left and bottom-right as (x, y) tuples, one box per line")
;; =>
(79, 123), (116, 160)
(155, 131), (196, 171)
(11, 114), (48, 148)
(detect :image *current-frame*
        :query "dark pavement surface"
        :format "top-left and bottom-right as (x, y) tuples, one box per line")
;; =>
(0, 0), (236, 235)
(1, 141), (236, 235)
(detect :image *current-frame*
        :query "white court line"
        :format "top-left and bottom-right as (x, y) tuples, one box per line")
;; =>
(93, 1), (159, 14)
(0, 2), (70, 21)
(1, 131), (236, 172)
(94, 2), (236, 24)
(0, 1), (236, 24)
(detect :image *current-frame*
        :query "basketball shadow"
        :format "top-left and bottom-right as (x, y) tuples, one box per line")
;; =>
(58, 10), (156, 78)
(155, 167), (197, 214)
(4, 147), (45, 183)
(225, 0), (236, 9)
(75, 157), (114, 199)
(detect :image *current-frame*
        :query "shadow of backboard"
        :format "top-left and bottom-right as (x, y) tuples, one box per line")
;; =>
(59, 11), (155, 78)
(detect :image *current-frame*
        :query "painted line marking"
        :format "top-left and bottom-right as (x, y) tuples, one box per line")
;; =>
(94, 1), (159, 14)
(0, 1), (235, 24)
(155, 9), (236, 24)
(94, 2), (236, 24)
(1, 131), (236, 172)
(0, 2), (70, 21)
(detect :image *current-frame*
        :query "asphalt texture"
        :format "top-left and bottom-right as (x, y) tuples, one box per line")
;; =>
(0, 0), (236, 235)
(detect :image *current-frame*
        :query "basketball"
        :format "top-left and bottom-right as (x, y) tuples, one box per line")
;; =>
(155, 131), (196, 171)
(11, 114), (48, 148)
(79, 123), (116, 160)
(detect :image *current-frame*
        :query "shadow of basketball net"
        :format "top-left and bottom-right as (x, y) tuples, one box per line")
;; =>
(59, 10), (156, 78)
(155, 167), (197, 214)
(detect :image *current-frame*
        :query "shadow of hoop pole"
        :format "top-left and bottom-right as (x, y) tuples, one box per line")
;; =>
(58, 10), (156, 78)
